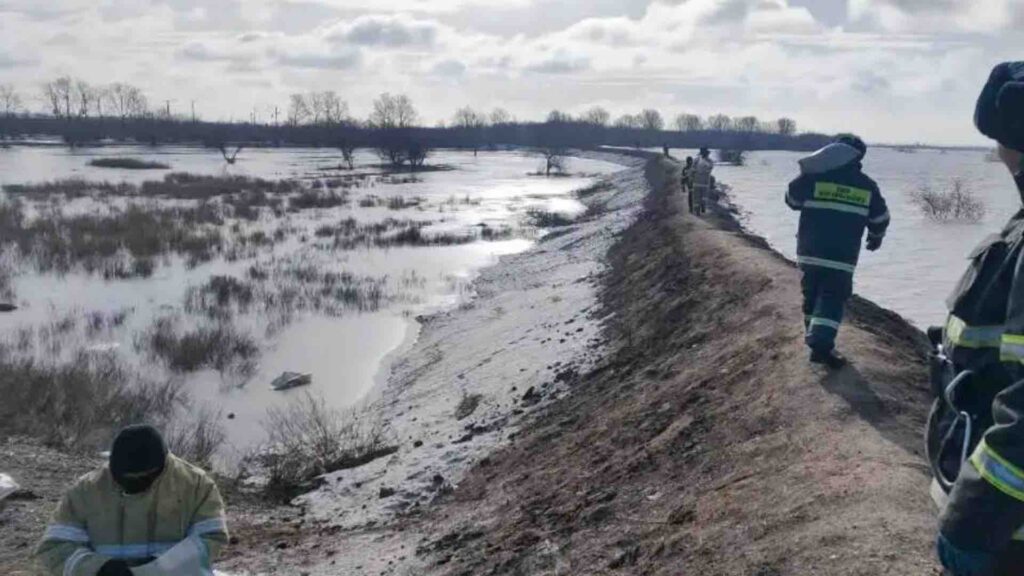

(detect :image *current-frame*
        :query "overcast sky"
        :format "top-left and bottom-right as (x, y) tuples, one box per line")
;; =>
(0, 0), (1020, 145)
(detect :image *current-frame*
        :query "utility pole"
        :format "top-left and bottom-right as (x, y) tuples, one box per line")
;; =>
(191, 100), (196, 124)
(164, 100), (171, 119)
(274, 106), (279, 127)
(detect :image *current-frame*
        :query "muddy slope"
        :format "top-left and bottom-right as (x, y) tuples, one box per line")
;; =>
(416, 157), (939, 575)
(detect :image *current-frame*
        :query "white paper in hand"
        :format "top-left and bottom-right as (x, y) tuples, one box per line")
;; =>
(130, 536), (211, 576)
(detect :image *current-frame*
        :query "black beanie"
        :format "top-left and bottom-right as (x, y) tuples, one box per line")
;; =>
(110, 424), (168, 492)
(975, 62), (1024, 152)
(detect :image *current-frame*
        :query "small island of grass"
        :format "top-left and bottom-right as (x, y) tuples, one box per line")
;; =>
(89, 157), (171, 170)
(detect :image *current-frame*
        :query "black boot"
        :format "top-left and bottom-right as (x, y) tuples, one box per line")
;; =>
(810, 349), (847, 370)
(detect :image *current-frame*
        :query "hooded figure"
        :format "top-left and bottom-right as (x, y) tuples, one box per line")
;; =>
(35, 425), (228, 576)
(930, 61), (1024, 576)
(785, 134), (890, 368)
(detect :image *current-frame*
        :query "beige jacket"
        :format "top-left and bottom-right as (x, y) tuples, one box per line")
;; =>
(35, 454), (228, 576)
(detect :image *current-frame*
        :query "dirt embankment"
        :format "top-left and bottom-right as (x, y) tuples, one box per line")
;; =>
(414, 156), (940, 575)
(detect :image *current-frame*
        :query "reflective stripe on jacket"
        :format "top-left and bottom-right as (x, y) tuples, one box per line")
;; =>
(939, 211), (1024, 551)
(785, 161), (889, 273)
(35, 454), (228, 576)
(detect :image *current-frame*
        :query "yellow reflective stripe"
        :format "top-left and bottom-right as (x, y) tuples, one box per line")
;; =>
(1002, 333), (1024, 363)
(802, 200), (870, 217)
(814, 182), (872, 207)
(945, 315), (1003, 349)
(972, 439), (1024, 502)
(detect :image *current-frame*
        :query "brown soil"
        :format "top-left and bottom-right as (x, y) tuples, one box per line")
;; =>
(413, 156), (941, 575)
(0, 438), (101, 576)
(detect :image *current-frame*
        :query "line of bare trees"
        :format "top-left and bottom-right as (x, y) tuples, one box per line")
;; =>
(0, 78), (829, 159)
(38, 77), (150, 122)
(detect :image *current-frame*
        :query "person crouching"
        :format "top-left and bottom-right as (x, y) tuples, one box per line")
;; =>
(35, 424), (228, 576)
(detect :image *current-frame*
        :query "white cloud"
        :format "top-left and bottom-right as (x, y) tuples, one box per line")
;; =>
(0, 0), (1015, 144)
(849, 0), (1016, 33)
(326, 14), (439, 48)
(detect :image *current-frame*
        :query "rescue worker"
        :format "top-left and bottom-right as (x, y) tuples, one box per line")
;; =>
(692, 148), (714, 215)
(785, 134), (890, 369)
(928, 61), (1024, 576)
(35, 424), (228, 576)
(681, 156), (695, 213)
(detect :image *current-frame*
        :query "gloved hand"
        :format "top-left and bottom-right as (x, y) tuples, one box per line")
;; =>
(866, 235), (883, 251)
(936, 533), (996, 576)
(98, 559), (134, 576)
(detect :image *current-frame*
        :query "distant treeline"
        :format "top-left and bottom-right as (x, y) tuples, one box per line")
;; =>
(0, 115), (830, 151)
(0, 78), (833, 156)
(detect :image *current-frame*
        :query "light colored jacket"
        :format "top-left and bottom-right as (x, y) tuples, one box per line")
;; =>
(35, 454), (228, 576)
(693, 157), (715, 189)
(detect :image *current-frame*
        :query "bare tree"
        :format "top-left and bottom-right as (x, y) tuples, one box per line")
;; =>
(322, 91), (348, 125)
(42, 77), (75, 119)
(408, 141), (431, 170)
(74, 79), (96, 118)
(540, 148), (568, 176)
(218, 144), (244, 165)
(304, 91), (348, 125)
(453, 106), (487, 129)
(453, 106), (488, 155)
(777, 117), (797, 136)
(639, 109), (664, 131)
(0, 84), (22, 117)
(288, 94), (311, 126)
(613, 114), (641, 129)
(674, 113), (703, 132)
(706, 114), (732, 131)
(580, 106), (610, 127)
(376, 140), (408, 167)
(338, 140), (356, 170)
(106, 83), (148, 124)
(369, 93), (418, 129)
(489, 108), (513, 125)
(546, 110), (573, 123)
(735, 116), (760, 132)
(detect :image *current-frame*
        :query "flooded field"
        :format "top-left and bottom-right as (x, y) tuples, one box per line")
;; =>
(709, 147), (1016, 329)
(0, 145), (623, 454)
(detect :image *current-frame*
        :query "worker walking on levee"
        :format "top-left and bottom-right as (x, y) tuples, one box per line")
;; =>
(692, 148), (714, 215)
(928, 61), (1024, 576)
(681, 156), (696, 213)
(784, 134), (890, 369)
(35, 424), (229, 576)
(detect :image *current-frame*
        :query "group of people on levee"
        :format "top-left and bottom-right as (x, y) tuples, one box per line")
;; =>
(680, 147), (716, 215)
(782, 61), (1024, 575)
(23, 61), (1024, 576)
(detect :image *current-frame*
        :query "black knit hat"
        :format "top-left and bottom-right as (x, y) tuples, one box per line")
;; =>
(975, 62), (1024, 152)
(110, 424), (168, 492)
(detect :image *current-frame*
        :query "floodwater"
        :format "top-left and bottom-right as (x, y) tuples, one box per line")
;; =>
(0, 145), (623, 452)
(706, 147), (1017, 329)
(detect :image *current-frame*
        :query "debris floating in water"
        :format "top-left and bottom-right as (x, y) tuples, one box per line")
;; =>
(271, 372), (312, 391)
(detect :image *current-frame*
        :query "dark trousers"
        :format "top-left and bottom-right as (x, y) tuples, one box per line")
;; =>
(801, 266), (853, 353)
